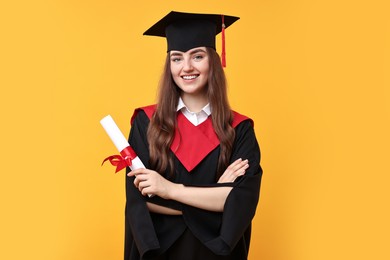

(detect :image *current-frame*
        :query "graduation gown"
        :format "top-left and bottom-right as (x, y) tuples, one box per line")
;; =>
(124, 105), (262, 260)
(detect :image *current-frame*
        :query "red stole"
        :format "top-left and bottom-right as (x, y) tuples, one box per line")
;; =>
(131, 104), (252, 172)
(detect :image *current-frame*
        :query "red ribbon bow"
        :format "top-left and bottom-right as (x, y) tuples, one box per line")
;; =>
(102, 146), (137, 173)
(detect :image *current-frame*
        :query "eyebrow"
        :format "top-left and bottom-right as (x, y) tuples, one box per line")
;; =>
(170, 48), (207, 57)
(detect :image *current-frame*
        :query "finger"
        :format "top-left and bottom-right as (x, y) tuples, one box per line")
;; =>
(138, 181), (150, 190)
(133, 178), (140, 188)
(240, 162), (249, 171)
(228, 158), (243, 168)
(224, 160), (242, 176)
(237, 169), (246, 176)
(230, 159), (248, 172)
(127, 170), (139, 177)
(138, 179), (152, 192)
(238, 159), (248, 166)
(141, 186), (153, 196)
(231, 163), (248, 178)
(244, 163), (249, 169)
(133, 174), (149, 187)
(127, 168), (148, 177)
(127, 169), (140, 177)
(237, 160), (249, 169)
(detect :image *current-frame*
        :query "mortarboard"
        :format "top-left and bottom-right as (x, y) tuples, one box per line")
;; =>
(143, 11), (240, 67)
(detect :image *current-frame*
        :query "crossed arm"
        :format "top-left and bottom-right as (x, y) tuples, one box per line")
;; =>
(127, 158), (249, 214)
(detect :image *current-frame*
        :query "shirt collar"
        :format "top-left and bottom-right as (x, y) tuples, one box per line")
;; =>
(177, 97), (212, 116)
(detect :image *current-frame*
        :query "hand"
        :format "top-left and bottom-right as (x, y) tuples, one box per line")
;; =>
(218, 158), (249, 183)
(127, 168), (175, 198)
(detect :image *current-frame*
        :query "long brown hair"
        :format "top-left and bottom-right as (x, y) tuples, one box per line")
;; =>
(147, 47), (235, 179)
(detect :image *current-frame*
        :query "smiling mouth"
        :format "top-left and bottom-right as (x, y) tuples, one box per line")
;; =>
(181, 75), (199, 80)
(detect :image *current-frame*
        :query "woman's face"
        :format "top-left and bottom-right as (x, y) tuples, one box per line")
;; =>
(170, 47), (209, 97)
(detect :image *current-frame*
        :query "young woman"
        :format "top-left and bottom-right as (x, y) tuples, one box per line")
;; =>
(124, 11), (262, 260)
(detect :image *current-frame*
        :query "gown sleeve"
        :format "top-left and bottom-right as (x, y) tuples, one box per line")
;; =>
(124, 110), (160, 258)
(184, 120), (263, 255)
(124, 110), (186, 258)
(217, 120), (262, 251)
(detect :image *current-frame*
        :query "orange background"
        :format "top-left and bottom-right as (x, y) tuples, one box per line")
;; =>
(1, 1), (389, 259)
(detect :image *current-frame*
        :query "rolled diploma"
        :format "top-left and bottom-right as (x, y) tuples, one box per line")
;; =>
(100, 115), (145, 170)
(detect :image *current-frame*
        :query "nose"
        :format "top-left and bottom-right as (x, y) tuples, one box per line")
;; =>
(182, 58), (193, 72)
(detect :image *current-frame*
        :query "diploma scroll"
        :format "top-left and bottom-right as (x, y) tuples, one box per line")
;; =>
(100, 115), (145, 171)
(100, 115), (153, 197)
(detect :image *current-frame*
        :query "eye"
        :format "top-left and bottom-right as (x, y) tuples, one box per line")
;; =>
(171, 57), (182, 63)
(193, 55), (204, 61)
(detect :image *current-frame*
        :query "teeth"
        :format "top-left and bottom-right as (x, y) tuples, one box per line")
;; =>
(182, 75), (198, 80)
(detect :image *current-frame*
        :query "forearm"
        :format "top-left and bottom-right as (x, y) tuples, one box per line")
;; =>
(146, 202), (182, 215)
(129, 169), (234, 212)
(168, 184), (233, 212)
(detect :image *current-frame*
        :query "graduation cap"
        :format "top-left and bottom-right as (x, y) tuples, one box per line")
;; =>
(143, 11), (240, 67)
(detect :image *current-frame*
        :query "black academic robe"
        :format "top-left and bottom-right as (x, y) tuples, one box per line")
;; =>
(124, 105), (262, 260)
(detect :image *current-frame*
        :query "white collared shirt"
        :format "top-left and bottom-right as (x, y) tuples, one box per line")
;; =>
(177, 98), (211, 126)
